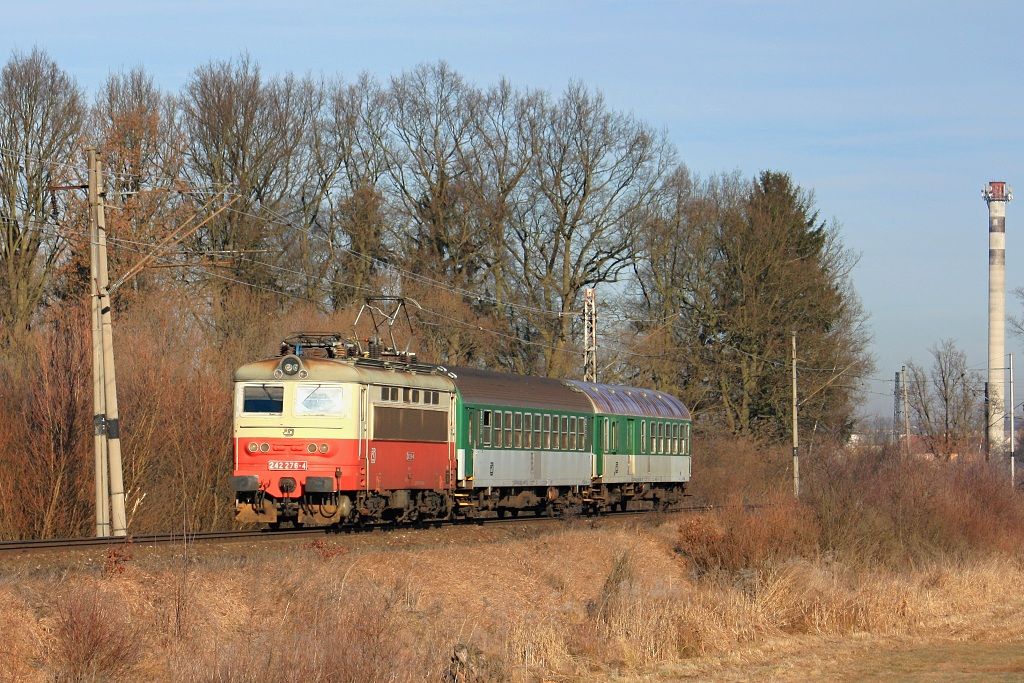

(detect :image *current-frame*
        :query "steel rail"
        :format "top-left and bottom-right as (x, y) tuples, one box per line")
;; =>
(0, 504), (740, 554)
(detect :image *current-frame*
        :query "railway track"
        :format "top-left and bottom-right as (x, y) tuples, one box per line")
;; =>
(0, 504), (726, 554)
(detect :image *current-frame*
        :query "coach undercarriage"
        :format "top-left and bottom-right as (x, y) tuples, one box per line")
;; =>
(235, 481), (687, 528)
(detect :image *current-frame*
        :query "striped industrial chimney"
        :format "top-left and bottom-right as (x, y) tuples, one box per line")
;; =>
(985, 181), (1013, 459)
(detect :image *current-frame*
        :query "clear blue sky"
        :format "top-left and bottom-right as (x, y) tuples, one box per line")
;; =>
(5, 1), (1023, 416)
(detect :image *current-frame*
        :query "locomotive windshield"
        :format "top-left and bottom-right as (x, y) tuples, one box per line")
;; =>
(294, 384), (345, 416)
(242, 384), (284, 414)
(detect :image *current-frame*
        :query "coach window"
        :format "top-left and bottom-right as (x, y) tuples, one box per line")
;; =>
(533, 414), (541, 449)
(558, 416), (567, 450)
(505, 412), (513, 448)
(543, 414), (552, 449)
(493, 411), (502, 448)
(640, 421), (647, 453)
(242, 384), (284, 414)
(568, 416), (577, 450)
(577, 417), (587, 450)
(481, 410), (492, 447)
(524, 413), (533, 448)
(514, 412), (523, 448)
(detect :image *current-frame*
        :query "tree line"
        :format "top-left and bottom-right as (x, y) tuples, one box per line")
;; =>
(0, 48), (872, 536)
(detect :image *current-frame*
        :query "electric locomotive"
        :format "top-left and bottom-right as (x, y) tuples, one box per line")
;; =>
(231, 331), (691, 527)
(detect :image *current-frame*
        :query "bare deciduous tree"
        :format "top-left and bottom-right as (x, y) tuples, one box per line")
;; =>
(0, 48), (84, 342)
(504, 83), (672, 376)
(906, 339), (982, 460)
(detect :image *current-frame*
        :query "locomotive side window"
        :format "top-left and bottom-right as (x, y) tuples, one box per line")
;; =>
(374, 406), (448, 442)
(294, 384), (345, 416)
(482, 410), (492, 446)
(242, 384), (284, 414)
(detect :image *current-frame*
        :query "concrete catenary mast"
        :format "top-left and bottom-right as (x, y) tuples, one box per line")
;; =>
(985, 181), (1012, 459)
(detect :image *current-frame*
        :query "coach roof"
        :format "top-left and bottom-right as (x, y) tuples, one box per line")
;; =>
(446, 366), (594, 413)
(563, 380), (690, 420)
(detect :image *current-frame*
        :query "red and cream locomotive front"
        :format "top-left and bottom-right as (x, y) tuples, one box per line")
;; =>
(232, 354), (362, 526)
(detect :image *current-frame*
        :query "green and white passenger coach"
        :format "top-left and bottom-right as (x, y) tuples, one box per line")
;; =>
(446, 366), (691, 516)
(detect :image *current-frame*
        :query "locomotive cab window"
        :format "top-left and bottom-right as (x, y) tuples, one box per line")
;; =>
(242, 384), (284, 414)
(294, 384), (345, 416)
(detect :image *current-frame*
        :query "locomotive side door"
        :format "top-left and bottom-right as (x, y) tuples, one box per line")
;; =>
(360, 385), (369, 491)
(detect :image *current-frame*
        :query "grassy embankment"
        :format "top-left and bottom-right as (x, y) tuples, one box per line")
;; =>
(3, 439), (1024, 681)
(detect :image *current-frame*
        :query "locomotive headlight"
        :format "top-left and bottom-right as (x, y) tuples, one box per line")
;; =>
(306, 443), (317, 454)
(282, 361), (299, 376)
(246, 442), (258, 453)
(259, 442), (270, 453)
(319, 443), (329, 453)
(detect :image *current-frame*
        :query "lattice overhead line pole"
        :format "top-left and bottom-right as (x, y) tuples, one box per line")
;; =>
(583, 288), (597, 383)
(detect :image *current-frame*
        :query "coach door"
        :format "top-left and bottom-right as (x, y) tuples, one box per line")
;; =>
(462, 407), (475, 484)
(626, 418), (636, 476)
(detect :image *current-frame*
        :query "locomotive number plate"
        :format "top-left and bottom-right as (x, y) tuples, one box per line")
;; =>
(268, 460), (308, 471)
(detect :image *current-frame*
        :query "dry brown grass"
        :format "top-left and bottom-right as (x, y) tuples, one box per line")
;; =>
(4, 441), (1024, 681)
